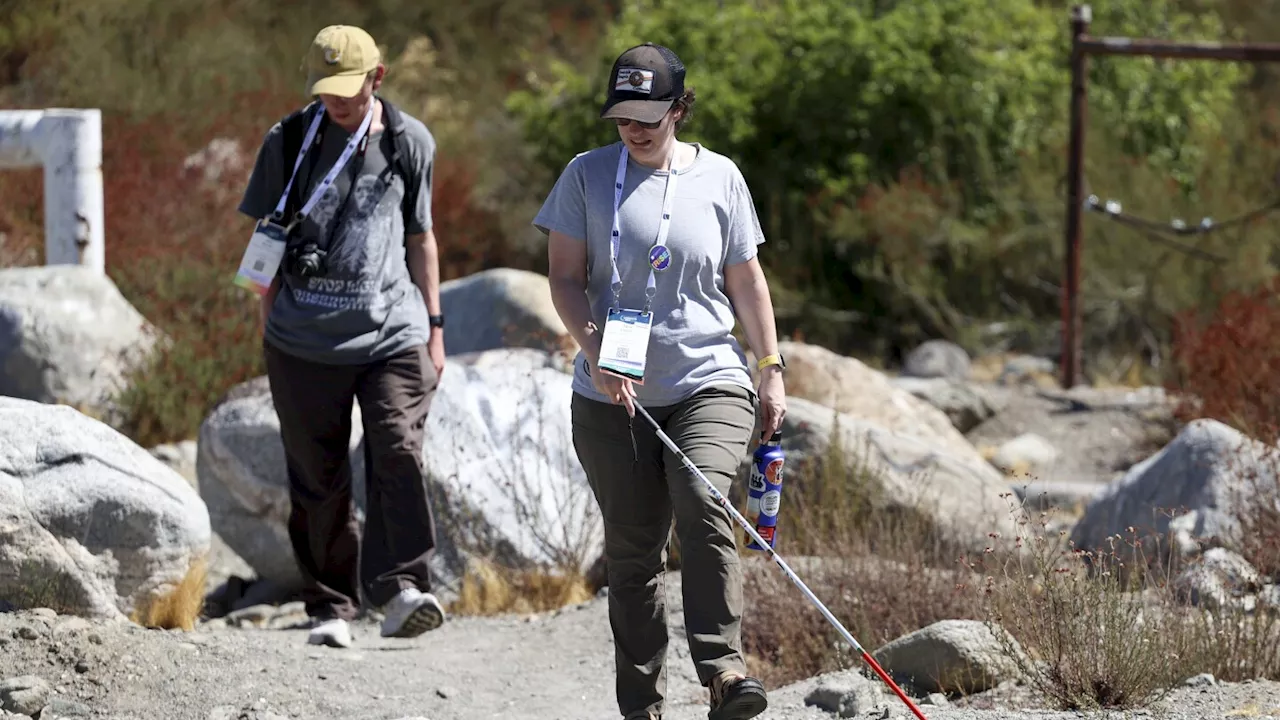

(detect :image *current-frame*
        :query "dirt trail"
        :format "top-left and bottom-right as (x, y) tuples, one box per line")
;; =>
(3, 571), (1280, 720)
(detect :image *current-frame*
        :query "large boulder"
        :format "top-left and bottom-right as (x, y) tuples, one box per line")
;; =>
(745, 342), (1019, 547)
(777, 341), (986, 463)
(0, 397), (211, 621)
(0, 266), (160, 419)
(197, 348), (600, 596)
(1070, 418), (1280, 559)
(769, 397), (1019, 550)
(439, 268), (576, 358)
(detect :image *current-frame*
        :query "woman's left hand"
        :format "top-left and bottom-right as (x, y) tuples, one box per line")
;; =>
(757, 367), (787, 441)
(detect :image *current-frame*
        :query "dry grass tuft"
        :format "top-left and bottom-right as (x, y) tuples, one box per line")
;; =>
(130, 557), (207, 631)
(448, 557), (596, 617)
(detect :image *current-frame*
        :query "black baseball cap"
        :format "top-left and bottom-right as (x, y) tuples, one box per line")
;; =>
(599, 42), (686, 124)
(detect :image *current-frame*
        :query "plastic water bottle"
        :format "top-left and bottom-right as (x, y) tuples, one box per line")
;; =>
(746, 430), (786, 551)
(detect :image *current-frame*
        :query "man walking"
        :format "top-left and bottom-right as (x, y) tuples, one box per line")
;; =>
(236, 24), (448, 648)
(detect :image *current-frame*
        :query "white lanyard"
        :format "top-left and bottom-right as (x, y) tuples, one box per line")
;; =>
(610, 143), (680, 312)
(271, 101), (375, 224)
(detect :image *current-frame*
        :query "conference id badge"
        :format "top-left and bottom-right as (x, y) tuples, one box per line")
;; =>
(597, 308), (653, 384)
(233, 220), (288, 295)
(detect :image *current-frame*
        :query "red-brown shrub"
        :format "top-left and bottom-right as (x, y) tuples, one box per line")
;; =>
(1167, 275), (1280, 440)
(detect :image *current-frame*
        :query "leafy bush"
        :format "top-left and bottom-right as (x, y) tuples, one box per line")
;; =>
(508, 0), (1261, 364)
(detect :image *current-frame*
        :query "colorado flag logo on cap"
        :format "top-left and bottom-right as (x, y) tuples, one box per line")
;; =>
(615, 67), (654, 94)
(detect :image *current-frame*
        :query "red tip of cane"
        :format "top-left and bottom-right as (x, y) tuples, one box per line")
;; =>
(860, 650), (930, 720)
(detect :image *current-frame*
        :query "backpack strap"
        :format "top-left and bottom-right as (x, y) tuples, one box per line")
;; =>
(377, 97), (423, 230)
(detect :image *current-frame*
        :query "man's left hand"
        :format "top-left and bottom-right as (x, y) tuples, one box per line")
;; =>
(428, 329), (446, 379)
(757, 367), (787, 441)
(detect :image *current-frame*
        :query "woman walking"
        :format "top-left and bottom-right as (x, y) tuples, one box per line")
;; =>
(534, 42), (788, 720)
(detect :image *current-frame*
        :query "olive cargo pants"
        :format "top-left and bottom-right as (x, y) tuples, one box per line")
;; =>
(264, 339), (440, 622)
(571, 383), (757, 718)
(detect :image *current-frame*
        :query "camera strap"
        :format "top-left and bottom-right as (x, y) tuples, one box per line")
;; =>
(271, 101), (375, 228)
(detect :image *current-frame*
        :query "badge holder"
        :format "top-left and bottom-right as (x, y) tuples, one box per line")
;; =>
(233, 218), (291, 295)
(597, 304), (653, 384)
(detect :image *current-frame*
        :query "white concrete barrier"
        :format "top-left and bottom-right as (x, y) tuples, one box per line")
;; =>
(0, 109), (104, 274)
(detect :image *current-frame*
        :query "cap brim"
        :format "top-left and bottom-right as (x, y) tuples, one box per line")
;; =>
(308, 71), (367, 98)
(600, 98), (674, 124)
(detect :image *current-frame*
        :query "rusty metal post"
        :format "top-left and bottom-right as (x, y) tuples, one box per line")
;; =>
(1062, 5), (1091, 389)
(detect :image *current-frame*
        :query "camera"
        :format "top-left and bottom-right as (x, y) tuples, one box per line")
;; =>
(287, 241), (328, 278)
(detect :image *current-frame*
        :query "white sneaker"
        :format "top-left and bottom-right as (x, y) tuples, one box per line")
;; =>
(379, 588), (446, 638)
(307, 618), (353, 648)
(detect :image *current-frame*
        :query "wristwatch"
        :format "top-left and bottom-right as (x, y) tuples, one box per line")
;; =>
(757, 353), (786, 372)
(429, 314), (445, 329)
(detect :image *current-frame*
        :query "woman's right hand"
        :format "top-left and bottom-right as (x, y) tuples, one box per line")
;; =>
(587, 351), (636, 416)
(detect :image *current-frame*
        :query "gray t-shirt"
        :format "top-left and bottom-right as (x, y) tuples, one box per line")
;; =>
(238, 100), (435, 365)
(533, 141), (765, 407)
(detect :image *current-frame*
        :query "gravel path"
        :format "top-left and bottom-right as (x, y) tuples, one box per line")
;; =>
(3, 571), (1278, 720)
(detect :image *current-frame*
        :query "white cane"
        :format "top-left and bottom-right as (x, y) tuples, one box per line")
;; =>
(631, 401), (930, 720)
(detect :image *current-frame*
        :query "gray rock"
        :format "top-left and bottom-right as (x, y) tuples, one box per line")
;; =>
(803, 669), (882, 717)
(0, 265), (161, 420)
(990, 433), (1059, 477)
(0, 675), (51, 716)
(148, 441), (198, 488)
(922, 692), (950, 706)
(1173, 548), (1262, 611)
(1185, 673), (1217, 688)
(890, 377), (1000, 433)
(1070, 419), (1279, 561)
(42, 697), (91, 717)
(0, 398), (211, 621)
(761, 397), (1020, 552)
(871, 619), (1024, 695)
(903, 340), (971, 380)
(439, 267), (577, 357)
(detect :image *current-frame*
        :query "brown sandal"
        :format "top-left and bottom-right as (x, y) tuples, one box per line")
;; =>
(708, 671), (768, 720)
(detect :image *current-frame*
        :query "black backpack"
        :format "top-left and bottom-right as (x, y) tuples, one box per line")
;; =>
(276, 95), (422, 228)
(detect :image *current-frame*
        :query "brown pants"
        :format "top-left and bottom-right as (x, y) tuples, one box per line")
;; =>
(571, 383), (757, 719)
(264, 340), (440, 621)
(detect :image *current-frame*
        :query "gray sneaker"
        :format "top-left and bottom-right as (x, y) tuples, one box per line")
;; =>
(379, 588), (446, 638)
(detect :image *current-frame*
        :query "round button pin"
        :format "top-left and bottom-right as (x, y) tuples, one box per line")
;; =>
(649, 244), (672, 271)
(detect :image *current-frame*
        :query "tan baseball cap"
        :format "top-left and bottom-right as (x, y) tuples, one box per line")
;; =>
(305, 25), (381, 98)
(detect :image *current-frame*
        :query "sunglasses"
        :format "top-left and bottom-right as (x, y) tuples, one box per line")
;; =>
(614, 117), (663, 130)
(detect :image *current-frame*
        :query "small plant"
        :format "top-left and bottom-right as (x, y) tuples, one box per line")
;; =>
(130, 557), (208, 632)
(448, 557), (593, 617)
(976, 501), (1197, 711)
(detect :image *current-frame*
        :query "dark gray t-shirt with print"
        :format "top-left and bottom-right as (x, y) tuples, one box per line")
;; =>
(238, 99), (435, 365)
(533, 141), (765, 407)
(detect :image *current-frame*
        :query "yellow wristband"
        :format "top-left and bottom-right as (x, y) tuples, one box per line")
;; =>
(757, 354), (783, 371)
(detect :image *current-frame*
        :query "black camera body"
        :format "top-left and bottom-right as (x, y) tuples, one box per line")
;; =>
(277, 215), (330, 279)
(286, 241), (328, 279)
